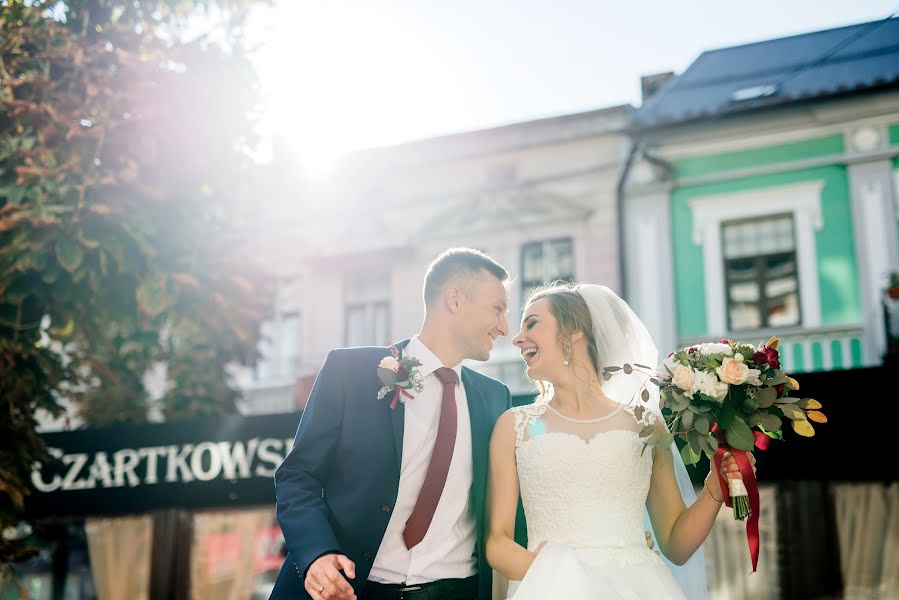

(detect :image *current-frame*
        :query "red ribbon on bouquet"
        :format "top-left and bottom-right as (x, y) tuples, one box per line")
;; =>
(713, 442), (760, 573)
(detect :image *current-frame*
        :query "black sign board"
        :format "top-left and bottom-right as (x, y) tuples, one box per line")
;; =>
(29, 411), (302, 517)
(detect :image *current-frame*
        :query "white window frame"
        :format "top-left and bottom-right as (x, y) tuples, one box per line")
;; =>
(688, 180), (825, 335)
(520, 237), (575, 305)
(344, 272), (391, 347)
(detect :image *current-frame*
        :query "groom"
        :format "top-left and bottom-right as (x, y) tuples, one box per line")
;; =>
(271, 248), (515, 600)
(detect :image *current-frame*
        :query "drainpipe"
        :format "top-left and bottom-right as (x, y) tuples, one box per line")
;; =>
(615, 140), (639, 301)
(615, 139), (675, 304)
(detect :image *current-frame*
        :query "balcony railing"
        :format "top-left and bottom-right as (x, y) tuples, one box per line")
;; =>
(679, 324), (869, 373)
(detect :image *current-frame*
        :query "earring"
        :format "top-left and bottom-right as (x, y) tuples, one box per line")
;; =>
(563, 355), (570, 366)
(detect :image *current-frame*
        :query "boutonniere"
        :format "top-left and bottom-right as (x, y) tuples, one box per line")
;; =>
(377, 345), (424, 409)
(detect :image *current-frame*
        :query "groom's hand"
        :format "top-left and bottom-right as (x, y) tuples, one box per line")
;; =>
(305, 553), (356, 600)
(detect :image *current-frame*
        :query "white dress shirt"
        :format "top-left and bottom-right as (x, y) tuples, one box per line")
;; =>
(369, 336), (477, 584)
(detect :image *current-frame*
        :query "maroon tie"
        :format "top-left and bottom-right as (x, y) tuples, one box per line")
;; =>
(403, 367), (459, 549)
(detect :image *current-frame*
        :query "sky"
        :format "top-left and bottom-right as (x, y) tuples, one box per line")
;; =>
(246, 0), (898, 169)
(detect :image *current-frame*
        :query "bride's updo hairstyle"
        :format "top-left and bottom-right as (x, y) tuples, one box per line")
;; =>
(524, 282), (600, 402)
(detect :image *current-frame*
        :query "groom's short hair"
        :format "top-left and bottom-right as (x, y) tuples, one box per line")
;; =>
(424, 248), (509, 306)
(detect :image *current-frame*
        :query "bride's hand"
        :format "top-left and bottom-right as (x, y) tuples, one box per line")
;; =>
(705, 451), (757, 501)
(721, 451), (757, 479)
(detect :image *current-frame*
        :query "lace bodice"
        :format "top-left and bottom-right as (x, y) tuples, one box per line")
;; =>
(512, 401), (664, 568)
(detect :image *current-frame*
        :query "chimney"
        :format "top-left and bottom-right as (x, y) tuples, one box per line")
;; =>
(641, 72), (675, 103)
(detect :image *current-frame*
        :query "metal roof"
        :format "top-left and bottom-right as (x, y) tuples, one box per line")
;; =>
(637, 17), (899, 127)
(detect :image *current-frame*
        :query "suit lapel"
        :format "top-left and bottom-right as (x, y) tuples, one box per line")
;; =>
(389, 339), (412, 469)
(462, 368), (489, 511)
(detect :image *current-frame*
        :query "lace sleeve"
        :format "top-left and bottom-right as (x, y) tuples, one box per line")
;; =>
(512, 403), (548, 448)
(624, 404), (658, 429)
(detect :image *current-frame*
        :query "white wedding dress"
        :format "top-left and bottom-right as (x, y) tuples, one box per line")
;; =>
(506, 401), (688, 600)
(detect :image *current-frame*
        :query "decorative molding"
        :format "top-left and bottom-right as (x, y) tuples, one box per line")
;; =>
(418, 188), (592, 238)
(846, 125), (886, 154)
(653, 94), (899, 160)
(688, 180), (825, 335)
(676, 146), (899, 189)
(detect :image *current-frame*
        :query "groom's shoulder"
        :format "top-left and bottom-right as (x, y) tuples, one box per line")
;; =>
(323, 345), (392, 367)
(462, 366), (511, 396)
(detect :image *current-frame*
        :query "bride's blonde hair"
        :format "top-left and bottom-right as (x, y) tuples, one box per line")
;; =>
(523, 282), (601, 403)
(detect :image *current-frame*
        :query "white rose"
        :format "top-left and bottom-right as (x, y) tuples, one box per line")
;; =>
(698, 343), (734, 357)
(670, 365), (695, 393)
(378, 356), (400, 372)
(745, 368), (762, 386)
(693, 371), (729, 402)
(659, 354), (681, 377)
(716, 357), (750, 385)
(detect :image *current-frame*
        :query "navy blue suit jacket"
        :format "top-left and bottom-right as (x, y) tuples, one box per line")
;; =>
(270, 341), (514, 599)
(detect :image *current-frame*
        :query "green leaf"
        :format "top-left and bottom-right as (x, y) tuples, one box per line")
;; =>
(639, 425), (655, 438)
(766, 371), (789, 385)
(697, 433), (714, 458)
(634, 405), (645, 422)
(742, 395), (759, 414)
(680, 442), (702, 466)
(119, 341), (146, 357)
(725, 419), (755, 451)
(135, 273), (172, 318)
(774, 395), (801, 404)
(670, 391), (690, 412)
(695, 415), (710, 435)
(641, 388), (650, 401)
(681, 410), (695, 429)
(718, 403), (736, 429)
(661, 432), (675, 448)
(759, 412), (782, 432)
(623, 364), (633, 374)
(755, 387), (777, 408)
(779, 404), (806, 421)
(377, 368), (397, 386)
(55, 238), (84, 273)
(688, 430), (701, 454)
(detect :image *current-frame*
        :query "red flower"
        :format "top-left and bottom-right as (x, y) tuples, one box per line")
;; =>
(774, 383), (785, 397)
(688, 346), (698, 354)
(752, 346), (780, 370)
(719, 339), (731, 344)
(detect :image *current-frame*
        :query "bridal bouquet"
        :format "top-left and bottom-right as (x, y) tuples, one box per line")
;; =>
(605, 336), (826, 571)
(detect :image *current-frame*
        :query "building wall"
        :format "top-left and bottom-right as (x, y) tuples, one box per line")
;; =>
(242, 109), (633, 412)
(626, 93), (899, 373)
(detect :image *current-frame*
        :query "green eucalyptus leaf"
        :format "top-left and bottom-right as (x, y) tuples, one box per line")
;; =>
(760, 412), (782, 432)
(695, 415), (710, 436)
(377, 368), (397, 386)
(680, 442), (702, 466)
(755, 387), (777, 408)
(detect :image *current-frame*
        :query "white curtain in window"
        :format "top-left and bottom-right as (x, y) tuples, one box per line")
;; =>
(85, 515), (153, 600)
(834, 482), (899, 599)
(706, 486), (779, 600)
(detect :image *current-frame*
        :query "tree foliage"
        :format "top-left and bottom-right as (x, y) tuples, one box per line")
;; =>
(0, 0), (271, 569)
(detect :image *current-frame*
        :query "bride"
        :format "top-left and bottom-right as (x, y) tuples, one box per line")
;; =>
(487, 283), (755, 599)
